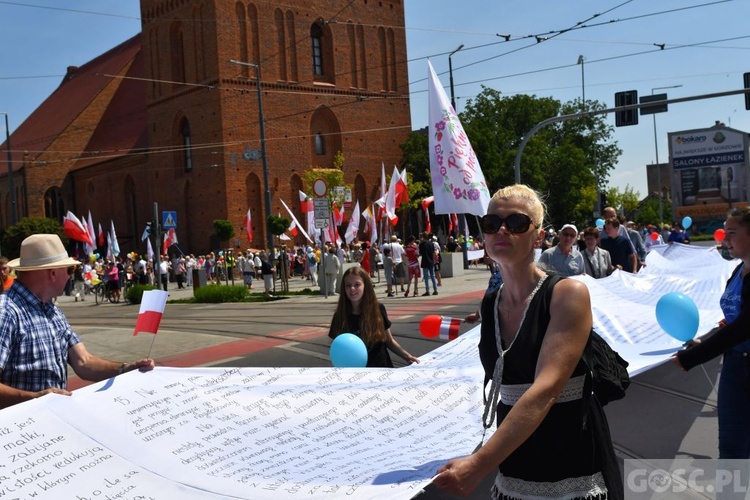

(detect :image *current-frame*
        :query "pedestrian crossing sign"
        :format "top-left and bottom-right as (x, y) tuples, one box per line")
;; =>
(162, 211), (177, 229)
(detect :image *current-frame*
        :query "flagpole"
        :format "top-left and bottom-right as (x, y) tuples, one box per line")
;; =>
(146, 333), (158, 360)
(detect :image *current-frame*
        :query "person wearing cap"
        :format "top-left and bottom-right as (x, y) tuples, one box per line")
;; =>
(0, 234), (155, 408)
(536, 224), (585, 277)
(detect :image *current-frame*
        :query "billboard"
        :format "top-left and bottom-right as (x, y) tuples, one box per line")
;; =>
(669, 125), (748, 230)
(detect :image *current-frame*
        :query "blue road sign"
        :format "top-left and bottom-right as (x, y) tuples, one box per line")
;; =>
(162, 211), (177, 229)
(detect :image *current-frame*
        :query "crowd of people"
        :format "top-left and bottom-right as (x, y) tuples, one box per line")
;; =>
(3, 191), (748, 499)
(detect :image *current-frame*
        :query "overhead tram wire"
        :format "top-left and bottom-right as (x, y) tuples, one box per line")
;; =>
(10, 26), (750, 167)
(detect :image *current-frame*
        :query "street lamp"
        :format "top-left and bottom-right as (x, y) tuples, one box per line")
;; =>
(577, 55), (585, 104)
(229, 60), (274, 252)
(447, 44), (470, 268)
(0, 112), (16, 226)
(448, 44), (464, 111)
(651, 84), (683, 224)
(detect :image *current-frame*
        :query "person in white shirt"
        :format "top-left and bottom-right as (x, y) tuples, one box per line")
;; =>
(388, 235), (407, 292)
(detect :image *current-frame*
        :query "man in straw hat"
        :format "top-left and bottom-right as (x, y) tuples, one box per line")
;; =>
(0, 234), (155, 408)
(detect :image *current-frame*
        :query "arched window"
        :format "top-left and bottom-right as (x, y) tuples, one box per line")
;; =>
(180, 118), (193, 172)
(311, 23), (323, 76)
(44, 187), (64, 221)
(314, 133), (325, 155)
(170, 20), (186, 86)
(236, 2), (248, 77)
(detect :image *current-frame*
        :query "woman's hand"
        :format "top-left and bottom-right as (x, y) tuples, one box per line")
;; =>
(403, 353), (420, 364)
(464, 311), (480, 324)
(433, 455), (488, 496)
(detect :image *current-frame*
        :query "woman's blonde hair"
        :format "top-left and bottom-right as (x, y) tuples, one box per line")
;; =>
(330, 266), (386, 346)
(489, 184), (546, 232)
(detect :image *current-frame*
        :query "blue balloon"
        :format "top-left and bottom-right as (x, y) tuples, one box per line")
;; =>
(595, 218), (605, 229)
(655, 292), (700, 342)
(682, 216), (692, 230)
(330, 333), (368, 368)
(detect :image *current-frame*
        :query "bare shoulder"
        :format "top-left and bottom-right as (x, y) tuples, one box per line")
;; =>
(549, 278), (591, 311)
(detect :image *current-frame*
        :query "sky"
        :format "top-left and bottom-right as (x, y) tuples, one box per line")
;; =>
(1, 0), (749, 197)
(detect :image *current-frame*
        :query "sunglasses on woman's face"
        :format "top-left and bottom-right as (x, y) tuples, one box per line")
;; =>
(479, 213), (534, 235)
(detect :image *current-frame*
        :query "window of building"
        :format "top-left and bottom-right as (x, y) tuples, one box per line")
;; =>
(315, 133), (325, 155)
(180, 118), (193, 172)
(311, 24), (323, 76)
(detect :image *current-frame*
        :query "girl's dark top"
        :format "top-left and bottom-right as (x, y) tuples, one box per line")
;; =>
(328, 303), (393, 367)
(478, 275), (619, 498)
(678, 263), (750, 370)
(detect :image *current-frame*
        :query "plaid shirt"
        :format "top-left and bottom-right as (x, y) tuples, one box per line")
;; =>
(0, 281), (81, 392)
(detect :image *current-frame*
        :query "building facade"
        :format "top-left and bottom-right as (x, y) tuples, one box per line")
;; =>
(1, 0), (411, 253)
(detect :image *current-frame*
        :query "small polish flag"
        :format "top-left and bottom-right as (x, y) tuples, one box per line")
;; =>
(133, 290), (169, 336)
(419, 315), (461, 340)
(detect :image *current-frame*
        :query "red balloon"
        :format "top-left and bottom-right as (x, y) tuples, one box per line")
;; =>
(419, 315), (443, 338)
(650, 231), (659, 241)
(714, 228), (726, 243)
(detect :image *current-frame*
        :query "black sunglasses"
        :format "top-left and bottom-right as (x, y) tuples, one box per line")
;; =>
(480, 213), (534, 235)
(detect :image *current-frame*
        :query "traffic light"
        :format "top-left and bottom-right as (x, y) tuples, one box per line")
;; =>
(744, 72), (750, 110)
(614, 90), (638, 126)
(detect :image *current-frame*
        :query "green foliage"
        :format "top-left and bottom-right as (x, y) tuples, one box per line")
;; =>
(266, 215), (290, 236)
(212, 220), (235, 242)
(303, 161), (349, 209)
(193, 284), (248, 303)
(459, 90), (621, 229)
(606, 185), (641, 215)
(1, 217), (65, 259)
(125, 284), (157, 305)
(631, 196), (673, 226)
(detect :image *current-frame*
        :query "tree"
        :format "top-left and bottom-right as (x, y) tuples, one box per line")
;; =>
(605, 185), (641, 216)
(2, 217), (65, 259)
(414, 89), (622, 230)
(266, 215), (291, 237)
(212, 220), (235, 246)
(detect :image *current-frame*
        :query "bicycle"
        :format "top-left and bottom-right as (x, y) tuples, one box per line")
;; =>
(93, 282), (107, 305)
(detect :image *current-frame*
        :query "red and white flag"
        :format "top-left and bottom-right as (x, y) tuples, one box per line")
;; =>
(421, 196), (434, 234)
(87, 211), (96, 252)
(133, 290), (168, 336)
(280, 198), (312, 242)
(63, 211), (93, 246)
(395, 168), (409, 205)
(98, 223), (105, 247)
(243, 208), (253, 243)
(299, 190), (314, 213)
(344, 201), (360, 244)
(288, 219), (299, 237)
(162, 228), (178, 254)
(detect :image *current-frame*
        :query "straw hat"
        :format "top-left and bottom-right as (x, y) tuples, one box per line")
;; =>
(8, 234), (80, 271)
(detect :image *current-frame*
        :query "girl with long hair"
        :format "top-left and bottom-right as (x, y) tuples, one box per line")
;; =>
(328, 266), (419, 367)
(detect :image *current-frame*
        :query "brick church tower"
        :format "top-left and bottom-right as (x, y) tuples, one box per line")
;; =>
(137, 0), (411, 251)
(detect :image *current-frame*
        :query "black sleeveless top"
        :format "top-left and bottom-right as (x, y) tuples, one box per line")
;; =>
(478, 275), (616, 499)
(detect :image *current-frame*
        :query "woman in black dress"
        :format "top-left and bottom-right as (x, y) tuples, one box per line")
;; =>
(435, 184), (620, 499)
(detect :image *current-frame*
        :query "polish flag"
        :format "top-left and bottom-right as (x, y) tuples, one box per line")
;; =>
(162, 228), (178, 254)
(243, 208), (253, 242)
(396, 168), (409, 204)
(299, 190), (314, 213)
(87, 211), (96, 251)
(288, 219), (299, 236)
(133, 290), (168, 336)
(98, 223), (105, 247)
(419, 315), (461, 340)
(63, 211), (93, 246)
(421, 196), (434, 234)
